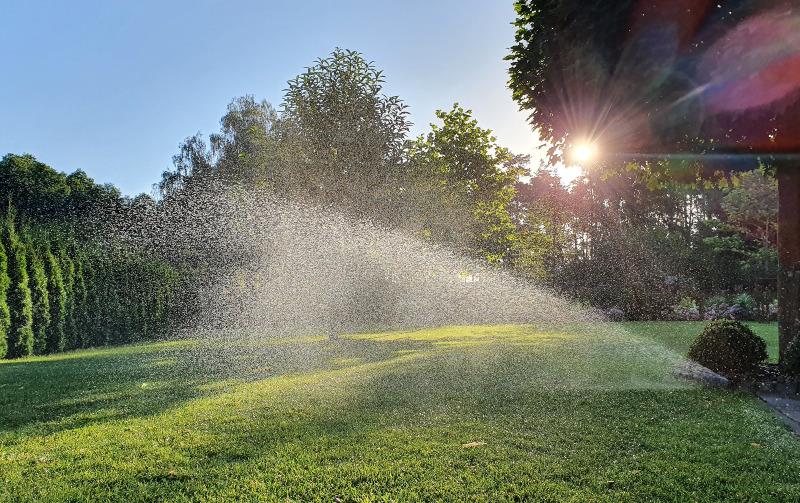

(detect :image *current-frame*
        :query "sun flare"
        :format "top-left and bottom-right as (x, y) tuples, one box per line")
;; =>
(571, 141), (599, 165)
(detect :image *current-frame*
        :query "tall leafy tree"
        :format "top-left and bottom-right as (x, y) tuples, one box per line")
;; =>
(211, 95), (278, 185)
(722, 170), (778, 248)
(408, 104), (525, 263)
(278, 48), (411, 214)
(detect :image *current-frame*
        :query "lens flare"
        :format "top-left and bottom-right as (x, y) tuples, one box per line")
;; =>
(572, 141), (598, 165)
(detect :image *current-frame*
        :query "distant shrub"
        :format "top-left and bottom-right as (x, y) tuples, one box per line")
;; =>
(703, 296), (728, 320)
(704, 304), (728, 320)
(732, 293), (756, 320)
(672, 297), (700, 321)
(722, 304), (748, 321)
(703, 294), (756, 321)
(768, 299), (779, 321)
(706, 295), (728, 307)
(688, 320), (767, 379)
(604, 307), (625, 322)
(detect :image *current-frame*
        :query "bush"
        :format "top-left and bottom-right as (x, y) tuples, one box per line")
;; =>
(688, 320), (767, 379)
(722, 304), (748, 321)
(704, 296), (729, 320)
(703, 294), (756, 321)
(604, 307), (625, 321)
(768, 299), (779, 321)
(672, 297), (700, 321)
(732, 293), (756, 320)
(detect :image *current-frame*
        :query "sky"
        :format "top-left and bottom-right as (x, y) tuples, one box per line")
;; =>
(0, 0), (567, 196)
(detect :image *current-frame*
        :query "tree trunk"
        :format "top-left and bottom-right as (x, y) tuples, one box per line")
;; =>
(777, 165), (800, 361)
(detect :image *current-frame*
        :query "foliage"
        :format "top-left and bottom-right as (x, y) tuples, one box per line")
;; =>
(688, 320), (767, 378)
(408, 104), (524, 262)
(2, 209), (34, 358)
(0, 154), (121, 227)
(551, 226), (677, 319)
(506, 1), (789, 170)
(26, 239), (50, 354)
(44, 245), (66, 354)
(781, 338), (800, 378)
(721, 171), (778, 247)
(0, 155), (182, 358)
(212, 95), (278, 185)
(0, 233), (9, 358)
(673, 297), (700, 321)
(59, 245), (77, 348)
(510, 164), (778, 320)
(703, 297), (730, 321)
(732, 293), (757, 320)
(277, 48), (411, 214)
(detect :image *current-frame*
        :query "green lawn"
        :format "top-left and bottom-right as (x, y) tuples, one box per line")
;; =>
(1, 322), (797, 501)
(624, 321), (781, 362)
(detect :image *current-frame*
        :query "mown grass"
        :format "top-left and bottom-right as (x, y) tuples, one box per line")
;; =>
(0, 322), (797, 501)
(625, 321), (780, 362)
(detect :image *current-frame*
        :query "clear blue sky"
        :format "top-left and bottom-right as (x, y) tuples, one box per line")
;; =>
(1, 0), (549, 196)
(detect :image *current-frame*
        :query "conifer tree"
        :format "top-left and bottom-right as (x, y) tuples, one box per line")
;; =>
(3, 209), (34, 358)
(59, 247), (76, 349)
(26, 237), (51, 355)
(87, 254), (109, 346)
(72, 252), (88, 348)
(45, 245), (66, 353)
(0, 233), (10, 359)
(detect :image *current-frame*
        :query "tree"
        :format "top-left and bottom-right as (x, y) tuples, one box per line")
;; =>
(278, 48), (411, 215)
(157, 97), (278, 198)
(0, 232), (9, 358)
(408, 104), (525, 263)
(72, 252), (88, 348)
(0, 154), (122, 227)
(2, 209), (34, 358)
(59, 246), (76, 349)
(507, 0), (800, 359)
(157, 134), (215, 199)
(211, 95), (278, 185)
(26, 236), (50, 354)
(722, 170), (778, 248)
(44, 245), (66, 354)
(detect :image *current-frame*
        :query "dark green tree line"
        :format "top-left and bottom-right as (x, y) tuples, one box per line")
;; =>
(0, 154), (183, 359)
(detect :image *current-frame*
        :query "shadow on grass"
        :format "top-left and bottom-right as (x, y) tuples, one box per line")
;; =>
(0, 334), (435, 439)
(125, 344), (800, 501)
(3, 329), (800, 500)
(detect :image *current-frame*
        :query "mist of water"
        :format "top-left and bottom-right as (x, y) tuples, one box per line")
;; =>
(107, 182), (698, 393)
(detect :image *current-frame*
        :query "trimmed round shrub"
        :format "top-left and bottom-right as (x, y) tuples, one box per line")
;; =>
(688, 320), (767, 378)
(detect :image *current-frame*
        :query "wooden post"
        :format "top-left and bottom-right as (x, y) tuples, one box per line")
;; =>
(777, 164), (800, 361)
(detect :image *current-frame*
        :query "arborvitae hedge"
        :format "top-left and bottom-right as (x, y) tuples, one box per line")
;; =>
(3, 210), (34, 358)
(59, 246), (77, 349)
(73, 254), (88, 349)
(26, 239), (51, 355)
(0, 236), (10, 359)
(44, 245), (66, 354)
(0, 206), (181, 359)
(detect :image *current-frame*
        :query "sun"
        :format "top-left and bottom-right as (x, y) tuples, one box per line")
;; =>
(571, 141), (599, 165)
